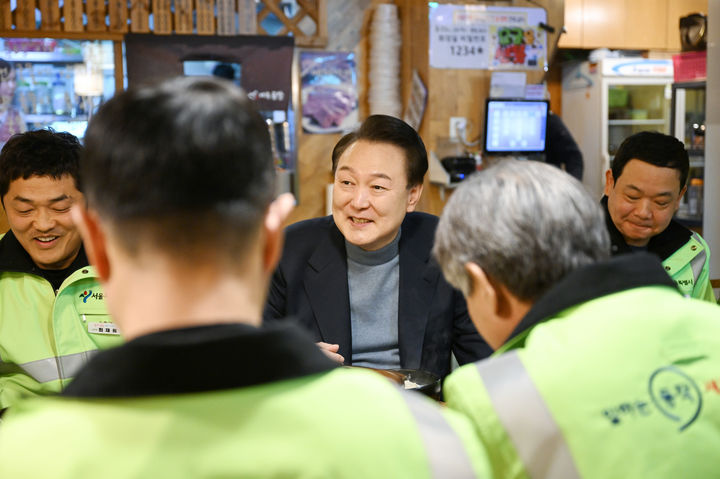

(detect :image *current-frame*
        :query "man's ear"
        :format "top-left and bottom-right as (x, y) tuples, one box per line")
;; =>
(465, 262), (516, 320)
(263, 193), (295, 273)
(465, 262), (497, 312)
(71, 205), (110, 282)
(406, 183), (423, 212)
(603, 169), (615, 196)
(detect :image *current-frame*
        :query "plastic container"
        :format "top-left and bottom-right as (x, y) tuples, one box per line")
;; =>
(51, 73), (67, 115)
(33, 81), (52, 115)
(672, 51), (706, 83)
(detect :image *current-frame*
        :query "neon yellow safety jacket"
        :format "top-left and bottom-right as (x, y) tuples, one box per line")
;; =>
(0, 232), (121, 409)
(445, 254), (720, 478)
(0, 323), (490, 478)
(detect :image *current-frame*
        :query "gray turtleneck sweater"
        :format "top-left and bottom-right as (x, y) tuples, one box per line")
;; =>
(345, 230), (401, 369)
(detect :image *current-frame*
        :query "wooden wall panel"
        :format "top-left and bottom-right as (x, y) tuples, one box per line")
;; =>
(153, 0), (173, 34)
(174, 0), (194, 34)
(63, 0), (84, 32)
(625, 0), (667, 50)
(558, 0), (581, 47)
(86, 0), (107, 32)
(196, 0), (216, 35)
(39, 0), (61, 31)
(130, 0), (150, 33)
(0, 0), (10, 30)
(108, 0), (129, 32)
(16, 0), (37, 30)
(217, 0), (238, 36)
(0, 210), (7, 234)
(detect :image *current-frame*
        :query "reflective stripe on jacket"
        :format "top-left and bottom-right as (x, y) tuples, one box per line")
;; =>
(0, 266), (121, 409)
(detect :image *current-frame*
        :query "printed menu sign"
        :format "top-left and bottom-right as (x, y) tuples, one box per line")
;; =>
(429, 4), (547, 71)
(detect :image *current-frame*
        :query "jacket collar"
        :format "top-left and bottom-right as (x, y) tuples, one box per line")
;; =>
(601, 196), (691, 261)
(501, 253), (679, 351)
(0, 230), (89, 275)
(63, 322), (338, 398)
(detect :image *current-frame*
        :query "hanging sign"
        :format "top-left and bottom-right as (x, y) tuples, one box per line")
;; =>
(429, 3), (547, 71)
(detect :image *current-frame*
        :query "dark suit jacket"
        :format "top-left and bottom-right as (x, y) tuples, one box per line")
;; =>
(263, 212), (493, 378)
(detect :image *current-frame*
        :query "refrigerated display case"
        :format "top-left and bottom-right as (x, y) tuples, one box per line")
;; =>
(671, 81), (705, 227)
(0, 38), (117, 144)
(562, 58), (674, 199)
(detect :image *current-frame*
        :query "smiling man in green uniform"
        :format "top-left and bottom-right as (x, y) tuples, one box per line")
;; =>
(0, 130), (120, 412)
(603, 131), (714, 301)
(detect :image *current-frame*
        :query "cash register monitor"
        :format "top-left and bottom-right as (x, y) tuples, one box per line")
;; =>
(483, 99), (549, 155)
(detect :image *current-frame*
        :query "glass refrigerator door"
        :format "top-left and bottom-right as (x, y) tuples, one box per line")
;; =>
(0, 38), (116, 147)
(607, 83), (671, 157)
(672, 82), (706, 225)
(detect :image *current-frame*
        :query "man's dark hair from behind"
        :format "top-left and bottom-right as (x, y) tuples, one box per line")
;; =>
(611, 131), (689, 191)
(81, 76), (275, 260)
(0, 129), (82, 201)
(331, 114), (428, 187)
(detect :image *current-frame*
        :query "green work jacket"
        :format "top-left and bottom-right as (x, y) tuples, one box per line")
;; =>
(0, 232), (121, 409)
(662, 230), (715, 301)
(0, 323), (489, 478)
(445, 254), (720, 478)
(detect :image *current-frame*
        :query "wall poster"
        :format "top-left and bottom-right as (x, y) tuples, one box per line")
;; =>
(429, 4), (547, 71)
(300, 51), (359, 134)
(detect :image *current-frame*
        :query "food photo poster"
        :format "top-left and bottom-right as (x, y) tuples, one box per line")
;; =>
(300, 51), (359, 134)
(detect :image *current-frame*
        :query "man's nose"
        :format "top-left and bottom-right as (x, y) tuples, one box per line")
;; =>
(351, 187), (370, 208)
(634, 200), (652, 219)
(34, 209), (56, 231)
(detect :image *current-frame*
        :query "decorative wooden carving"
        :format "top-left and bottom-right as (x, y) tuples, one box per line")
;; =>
(174, 0), (194, 35)
(39, 0), (61, 31)
(86, 0), (107, 32)
(0, 0), (326, 47)
(108, 0), (129, 33)
(63, 0), (84, 32)
(153, 0), (172, 35)
(130, 0), (150, 33)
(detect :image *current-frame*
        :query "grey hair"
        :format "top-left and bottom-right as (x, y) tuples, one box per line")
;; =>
(433, 159), (610, 301)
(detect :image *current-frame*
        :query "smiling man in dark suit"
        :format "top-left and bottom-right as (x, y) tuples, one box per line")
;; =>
(264, 115), (492, 378)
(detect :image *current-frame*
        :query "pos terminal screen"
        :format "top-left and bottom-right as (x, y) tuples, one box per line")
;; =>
(484, 99), (549, 154)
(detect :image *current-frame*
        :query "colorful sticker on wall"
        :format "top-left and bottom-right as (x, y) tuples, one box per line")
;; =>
(491, 25), (545, 69)
(300, 51), (359, 134)
(429, 4), (547, 71)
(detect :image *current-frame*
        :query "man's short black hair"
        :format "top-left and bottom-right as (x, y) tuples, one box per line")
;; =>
(81, 76), (275, 258)
(611, 131), (689, 191)
(0, 129), (82, 200)
(331, 115), (428, 188)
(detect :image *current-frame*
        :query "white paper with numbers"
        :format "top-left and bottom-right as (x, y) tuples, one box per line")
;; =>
(429, 4), (547, 71)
